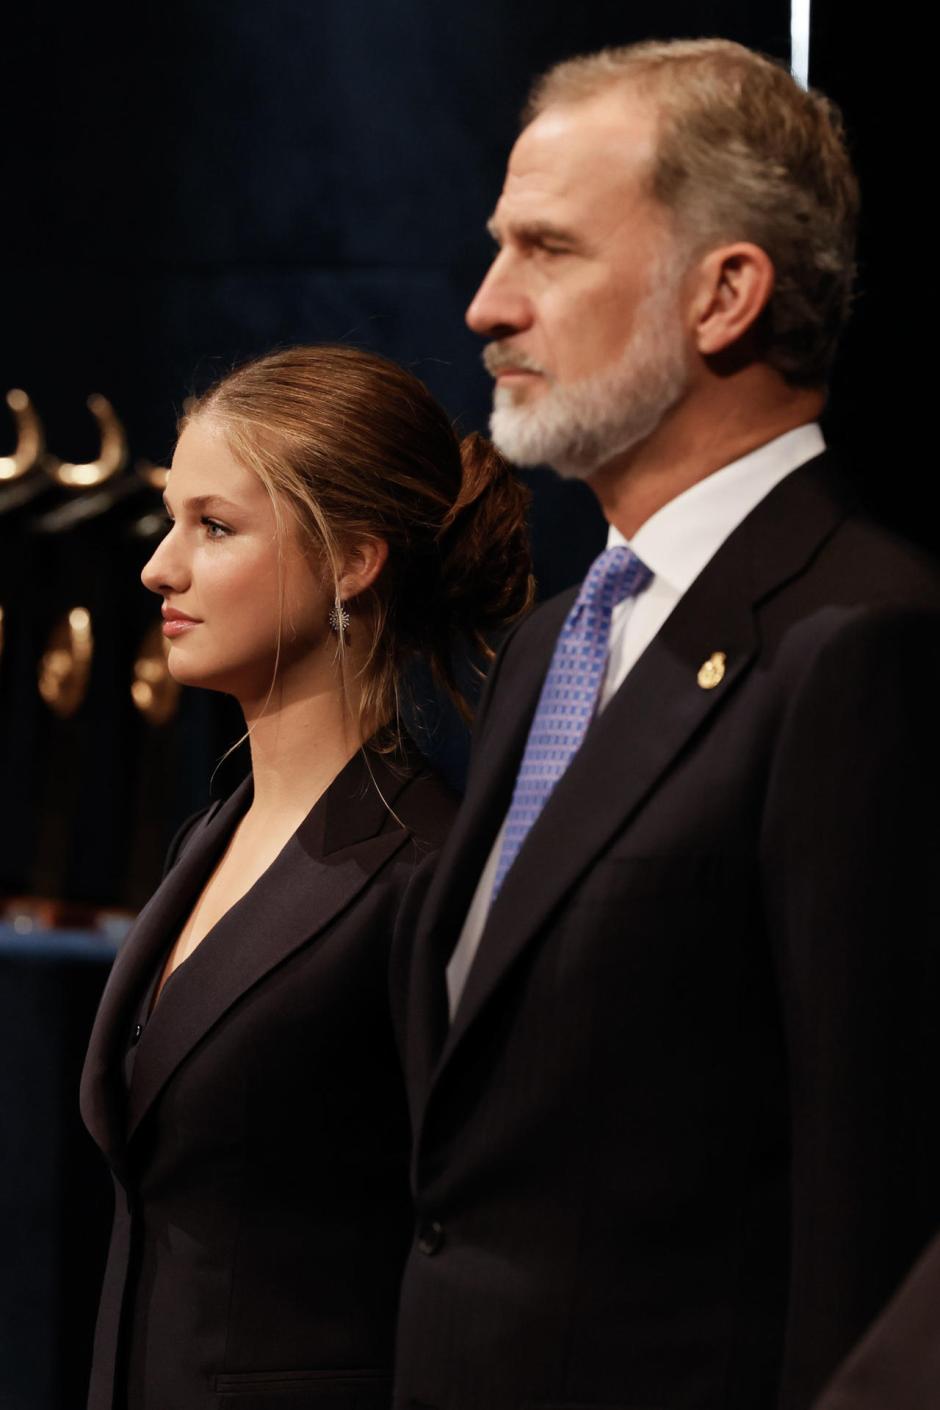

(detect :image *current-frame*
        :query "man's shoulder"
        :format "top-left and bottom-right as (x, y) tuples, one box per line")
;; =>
(777, 449), (940, 604)
(746, 473), (940, 696)
(766, 503), (940, 649)
(704, 450), (940, 629)
(820, 510), (940, 607)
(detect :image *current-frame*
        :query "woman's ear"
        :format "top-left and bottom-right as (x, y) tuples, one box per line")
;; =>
(688, 242), (775, 357)
(337, 537), (389, 601)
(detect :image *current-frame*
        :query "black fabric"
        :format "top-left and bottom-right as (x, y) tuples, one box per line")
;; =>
(392, 454), (940, 1410)
(80, 747), (457, 1410)
(812, 1234), (940, 1410)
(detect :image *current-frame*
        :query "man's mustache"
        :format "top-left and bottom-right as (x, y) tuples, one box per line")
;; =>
(482, 345), (546, 378)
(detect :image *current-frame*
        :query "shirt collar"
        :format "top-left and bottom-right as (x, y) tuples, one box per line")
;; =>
(607, 422), (826, 593)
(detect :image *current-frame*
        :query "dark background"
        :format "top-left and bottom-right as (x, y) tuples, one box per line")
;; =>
(0, 4), (931, 1405)
(1, 0), (800, 916)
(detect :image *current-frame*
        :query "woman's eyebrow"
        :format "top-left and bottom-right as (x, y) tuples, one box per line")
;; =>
(162, 492), (240, 513)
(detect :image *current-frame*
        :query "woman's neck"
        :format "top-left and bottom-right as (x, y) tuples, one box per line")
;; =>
(238, 674), (366, 823)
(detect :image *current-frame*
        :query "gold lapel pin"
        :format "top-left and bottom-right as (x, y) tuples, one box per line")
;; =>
(697, 651), (726, 690)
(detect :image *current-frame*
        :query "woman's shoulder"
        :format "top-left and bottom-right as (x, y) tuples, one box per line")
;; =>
(161, 773), (253, 877)
(162, 804), (215, 876)
(377, 740), (460, 852)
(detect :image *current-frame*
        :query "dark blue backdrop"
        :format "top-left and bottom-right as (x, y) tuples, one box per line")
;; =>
(1, 1), (791, 911)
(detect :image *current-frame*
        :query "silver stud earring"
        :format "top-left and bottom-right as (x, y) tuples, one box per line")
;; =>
(329, 602), (351, 636)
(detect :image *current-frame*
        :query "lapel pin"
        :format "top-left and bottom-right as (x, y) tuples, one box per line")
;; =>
(697, 651), (727, 690)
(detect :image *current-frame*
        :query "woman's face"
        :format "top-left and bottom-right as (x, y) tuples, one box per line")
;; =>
(141, 418), (331, 702)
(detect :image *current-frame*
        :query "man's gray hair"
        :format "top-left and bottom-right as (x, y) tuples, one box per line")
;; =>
(526, 39), (859, 387)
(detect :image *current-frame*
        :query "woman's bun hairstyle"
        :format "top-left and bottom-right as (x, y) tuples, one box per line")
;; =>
(433, 432), (534, 693)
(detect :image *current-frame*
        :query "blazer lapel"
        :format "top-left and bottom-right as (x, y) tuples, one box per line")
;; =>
(79, 790), (237, 1167)
(124, 750), (413, 1144)
(432, 453), (852, 1081)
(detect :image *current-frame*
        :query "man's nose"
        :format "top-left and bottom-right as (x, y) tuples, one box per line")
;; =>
(466, 257), (533, 340)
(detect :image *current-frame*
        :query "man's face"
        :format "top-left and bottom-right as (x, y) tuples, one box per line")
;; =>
(467, 91), (691, 478)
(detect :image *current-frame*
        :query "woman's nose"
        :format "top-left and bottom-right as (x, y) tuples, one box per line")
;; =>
(140, 526), (188, 596)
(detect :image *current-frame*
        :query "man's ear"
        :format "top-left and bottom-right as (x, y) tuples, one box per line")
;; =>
(337, 537), (389, 601)
(688, 242), (775, 356)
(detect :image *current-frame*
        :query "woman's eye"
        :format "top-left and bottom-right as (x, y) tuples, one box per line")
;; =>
(202, 517), (231, 539)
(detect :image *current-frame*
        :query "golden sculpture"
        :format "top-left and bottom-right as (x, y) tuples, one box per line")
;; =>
(131, 619), (180, 726)
(0, 389), (45, 482)
(45, 394), (128, 488)
(38, 607), (94, 718)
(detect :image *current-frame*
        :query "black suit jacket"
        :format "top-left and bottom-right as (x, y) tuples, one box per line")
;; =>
(812, 1233), (940, 1410)
(392, 454), (940, 1410)
(80, 745), (456, 1410)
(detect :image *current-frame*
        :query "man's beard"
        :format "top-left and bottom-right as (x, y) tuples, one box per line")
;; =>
(486, 263), (689, 480)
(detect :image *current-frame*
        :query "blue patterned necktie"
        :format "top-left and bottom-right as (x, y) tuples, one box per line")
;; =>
(490, 545), (651, 902)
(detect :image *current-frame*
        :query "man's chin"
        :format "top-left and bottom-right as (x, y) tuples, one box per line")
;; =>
(489, 406), (596, 479)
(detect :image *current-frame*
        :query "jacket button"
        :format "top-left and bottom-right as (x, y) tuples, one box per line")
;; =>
(131, 1023), (143, 1043)
(416, 1219), (445, 1255)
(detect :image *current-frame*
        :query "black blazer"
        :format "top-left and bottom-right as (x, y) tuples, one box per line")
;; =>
(80, 745), (456, 1410)
(392, 454), (940, 1410)
(812, 1233), (940, 1410)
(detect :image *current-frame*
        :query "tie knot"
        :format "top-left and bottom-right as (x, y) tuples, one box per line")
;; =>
(573, 545), (651, 623)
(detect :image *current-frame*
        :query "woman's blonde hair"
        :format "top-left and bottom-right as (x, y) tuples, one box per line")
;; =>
(184, 344), (533, 743)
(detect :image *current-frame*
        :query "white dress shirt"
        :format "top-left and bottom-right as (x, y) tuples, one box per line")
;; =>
(446, 422), (826, 1017)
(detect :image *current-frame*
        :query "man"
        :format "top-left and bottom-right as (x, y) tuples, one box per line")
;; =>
(812, 1234), (940, 1410)
(392, 39), (940, 1410)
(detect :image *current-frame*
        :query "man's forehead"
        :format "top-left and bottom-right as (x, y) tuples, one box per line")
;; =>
(492, 93), (658, 232)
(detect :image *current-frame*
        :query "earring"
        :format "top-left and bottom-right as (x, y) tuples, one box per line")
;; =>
(329, 602), (351, 636)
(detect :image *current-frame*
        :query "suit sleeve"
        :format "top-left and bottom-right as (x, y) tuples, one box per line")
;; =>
(388, 844), (443, 1058)
(760, 605), (940, 1409)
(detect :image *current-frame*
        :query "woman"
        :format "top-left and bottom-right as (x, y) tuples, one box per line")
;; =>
(79, 345), (532, 1410)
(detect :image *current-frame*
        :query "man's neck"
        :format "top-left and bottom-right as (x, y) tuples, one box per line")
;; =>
(589, 379), (825, 539)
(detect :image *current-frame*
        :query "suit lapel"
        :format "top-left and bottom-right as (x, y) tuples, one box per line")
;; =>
(124, 749), (413, 1144)
(428, 453), (852, 1087)
(443, 585), (757, 1062)
(79, 790), (236, 1166)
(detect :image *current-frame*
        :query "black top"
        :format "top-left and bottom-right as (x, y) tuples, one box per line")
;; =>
(81, 743), (457, 1410)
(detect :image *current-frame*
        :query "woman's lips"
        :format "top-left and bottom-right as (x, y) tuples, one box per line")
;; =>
(161, 608), (200, 638)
